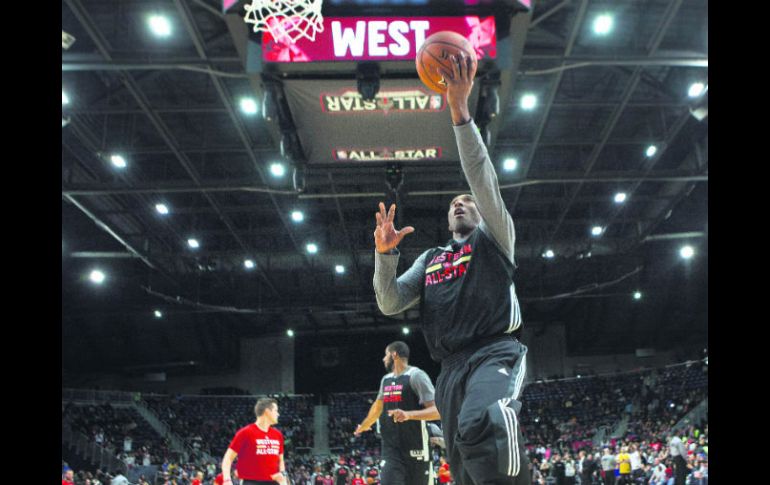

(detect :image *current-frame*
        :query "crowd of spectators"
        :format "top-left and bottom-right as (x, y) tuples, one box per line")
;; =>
(328, 392), (381, 455)
(143, 394), (315, 459)
(63, 401), (178, 466)
(62, 361), (707, 484)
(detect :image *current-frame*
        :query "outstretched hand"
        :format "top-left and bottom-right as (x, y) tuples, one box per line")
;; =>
(374, 202), (414, 254)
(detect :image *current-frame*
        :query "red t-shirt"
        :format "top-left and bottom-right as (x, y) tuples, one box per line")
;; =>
(192, 479), (202, 485)
(439, 463), (451, 483)
(352, 479), (365, 485)
(229, 423), (284, 481)
(214, 474), (224, 485)
(63, 480), (75, 485)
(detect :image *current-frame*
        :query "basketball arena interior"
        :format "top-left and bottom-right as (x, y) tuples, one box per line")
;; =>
(62, 0), (708, 483)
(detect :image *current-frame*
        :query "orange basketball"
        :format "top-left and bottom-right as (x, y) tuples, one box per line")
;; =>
(416, 31), (477, 94)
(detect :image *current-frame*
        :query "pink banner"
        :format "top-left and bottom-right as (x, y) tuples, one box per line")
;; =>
(262, 16), (496, 63)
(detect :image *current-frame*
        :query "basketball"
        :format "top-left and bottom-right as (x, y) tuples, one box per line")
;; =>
(416, 31), (477, 93)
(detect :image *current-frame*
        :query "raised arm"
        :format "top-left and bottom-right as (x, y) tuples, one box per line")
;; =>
(373, 202), (426, 315)
(439, 56), (516, 261)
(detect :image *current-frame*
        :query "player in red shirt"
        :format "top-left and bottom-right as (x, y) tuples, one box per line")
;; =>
(438, 457), (452, 484)
(221, 397), (287, 485)
(62, 469), (75, 485)
(191, 471), (204, 485)
(351, 472), (365, 485)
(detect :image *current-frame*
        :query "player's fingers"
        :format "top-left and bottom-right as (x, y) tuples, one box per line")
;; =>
(375, 212), (382, 227)
(456, 53), (466, 80)
(387, 204), (396, 223)
(379, 201), (387, 219)
(466, 55), (476, 79)
(450, 55), (460, 80)
(399, 226), (415, 237)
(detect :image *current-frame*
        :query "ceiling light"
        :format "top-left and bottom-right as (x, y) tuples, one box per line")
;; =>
(680, 245), (695, 259)
(520, 94), (537, 110)
(291, 210), (304, 222)
(503, 158), (518, 171)
(543, 249), (555, 259)
(240, 97), (258, 115)
(591, 226), (604, 236)
(187, 238), (200, 249)
(335, 265), (345, 274)
(633, 291), (642, 300)
(287, 329), (295, 337)
(110, 154), (127, 169)
(402, 327), (410, 335)
(270, 163), (286, 177)
(148, 15), (172, 37)
(244, 259), (255, 269)
(688, 82), (706, 98)
(645, 145), (657, 157)
(155, 203), (169, 215)
(306, 243), (318, 254)
(89, 269), (106, 284)
(593, 14), (614, 35)
(62, 91), (70, 105)
(154, 310), (163, 318)
(614, 192), (627, 203)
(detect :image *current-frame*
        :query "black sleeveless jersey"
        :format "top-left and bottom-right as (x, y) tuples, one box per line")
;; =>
(378, 367), (430, 461)
(420, 228), (518, 361)
(334, 465), (350, 485)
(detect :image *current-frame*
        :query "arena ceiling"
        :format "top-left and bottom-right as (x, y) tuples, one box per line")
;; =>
(62, 0), (707, 374)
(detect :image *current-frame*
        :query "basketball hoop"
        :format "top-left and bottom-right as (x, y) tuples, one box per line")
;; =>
(243, 0), (324, 44)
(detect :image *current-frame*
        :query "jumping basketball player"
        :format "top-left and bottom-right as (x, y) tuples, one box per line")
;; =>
(354, 341), (439, 485)
(372, 54), (531, 485)
(221, 398), (287, 485)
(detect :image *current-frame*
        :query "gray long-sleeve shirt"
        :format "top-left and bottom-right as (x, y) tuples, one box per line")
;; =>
(373, 120), (521, 360)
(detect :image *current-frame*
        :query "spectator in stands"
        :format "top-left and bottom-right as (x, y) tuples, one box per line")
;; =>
(615, 446), (631, 484)
(600, 448), (615, 485)
(334, 456), (351, 485)
(352, 471), (365, 485)
(563, 453), (576, 485)
(668, 433), (688, 485)
(110, 472), (129, 485)
(628, 443), (643, 482)
(551, 453), (565, 485)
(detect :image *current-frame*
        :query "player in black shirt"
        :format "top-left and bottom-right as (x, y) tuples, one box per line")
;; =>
(334, 456), (351, 485)
(373, 55), (531, 485)
(354, 341), (440, 485)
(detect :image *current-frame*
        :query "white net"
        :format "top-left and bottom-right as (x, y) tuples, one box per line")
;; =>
(243, 0), (324, 44)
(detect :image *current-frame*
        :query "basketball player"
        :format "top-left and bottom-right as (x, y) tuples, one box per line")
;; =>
(221, 397), (288, 485)
(354, 341), (440, 485)
(372, 53), (530, 485)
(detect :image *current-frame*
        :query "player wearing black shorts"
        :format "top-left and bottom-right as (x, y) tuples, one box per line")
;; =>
(373, 54), (530, 485)
(355, 341), (440, 485)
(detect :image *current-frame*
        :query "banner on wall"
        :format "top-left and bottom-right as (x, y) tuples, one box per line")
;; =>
(282, 78), (480, 164)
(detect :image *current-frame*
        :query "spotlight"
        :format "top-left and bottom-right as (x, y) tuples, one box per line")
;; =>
(503, 158), (518, 172)
(633, 291), (642, 300)
(680, 245), (695, 259)
(110, 154), (127, 169)
(291, 211), (304, 222)
(155, 203), (169, 215)
(614, 192), (627, 203)
(645, 145), (657, 157)
(543, 249), (555, 259)
(688, 82), (706, 98)
(270, 163), (286, 177)
(520, 94), (537, 110)
(244, 259), (255, 269)
(187, 238), (200, 249)
(335, 265), (345, 274)
(154, 310), (163, 318)
(402, 327), (410, 335)
(591, 226), (604, 236)
(89, 269), (106, 284)
(287, 329), (295, 337)
(240, 97), (258, 115)
(306, 243), (318, 254)
(593, 14), (614, 35)
(148, 15), (172, 37)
